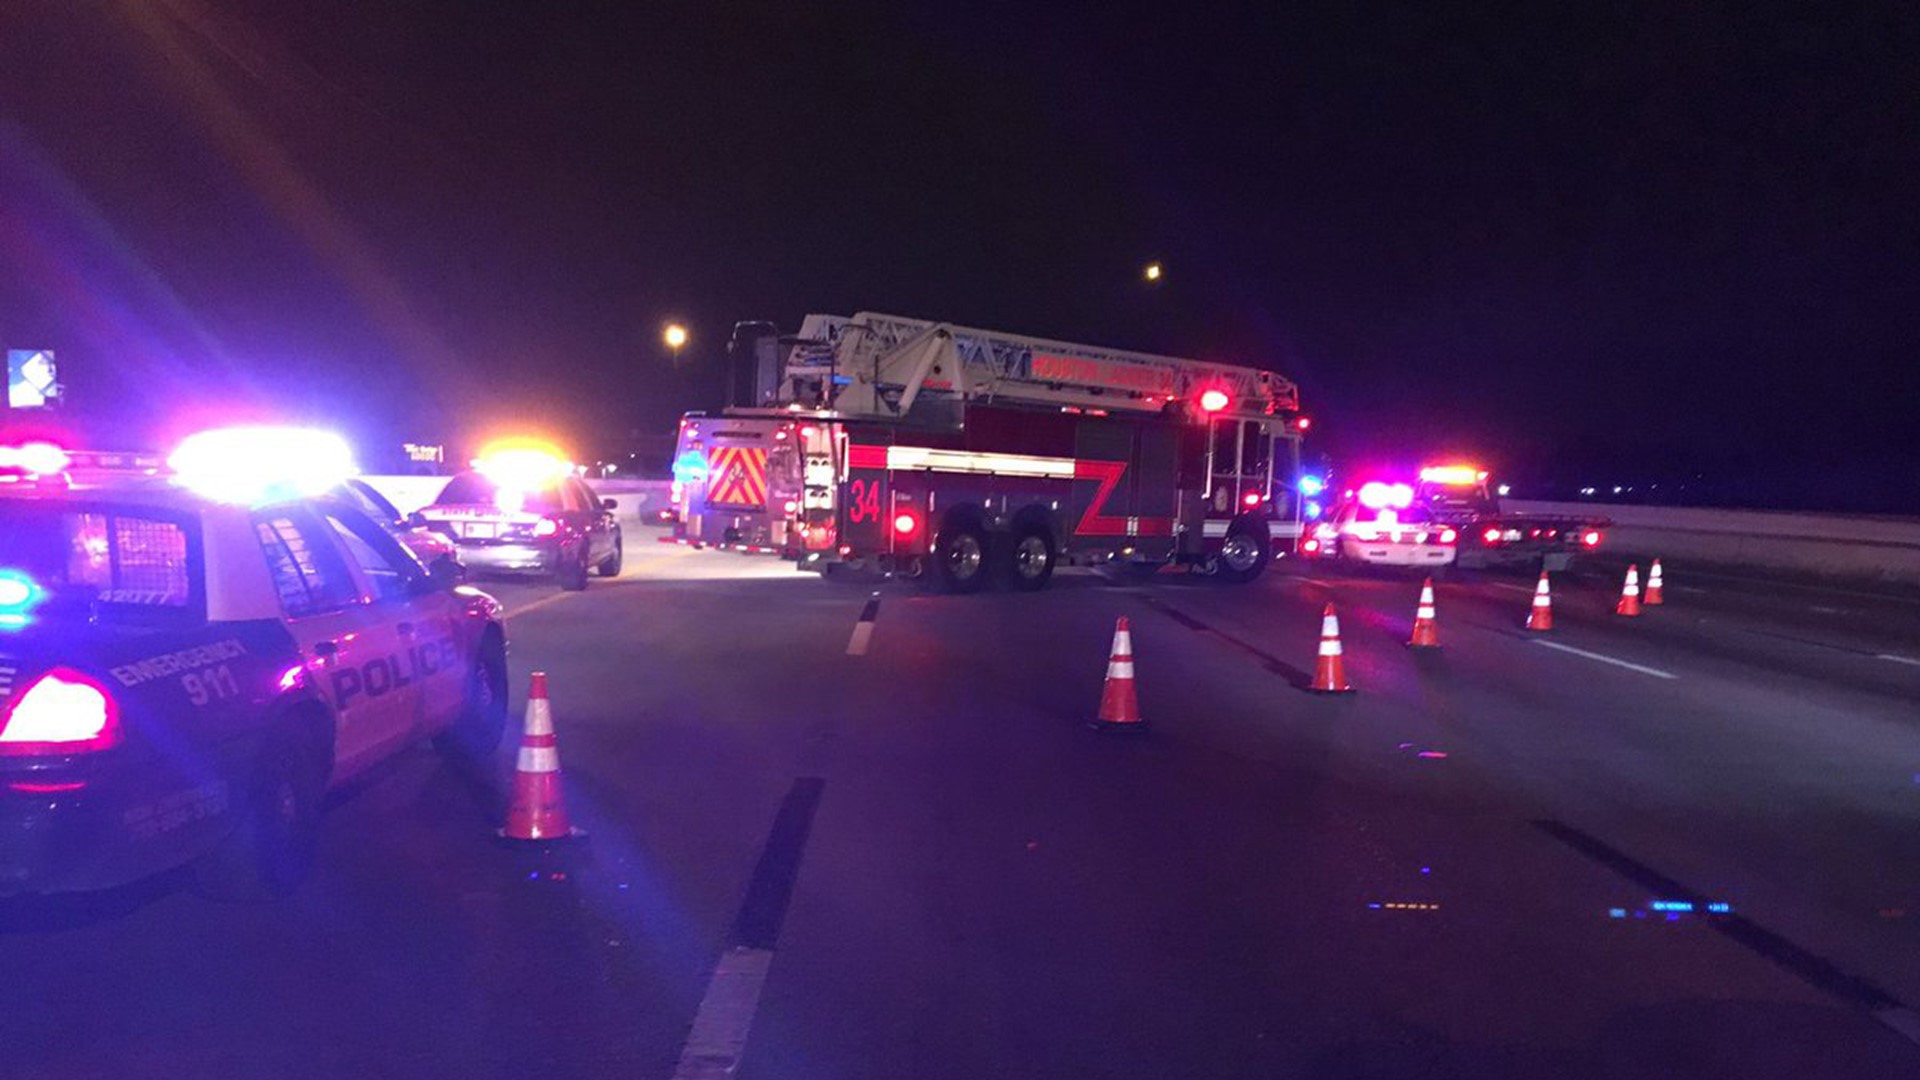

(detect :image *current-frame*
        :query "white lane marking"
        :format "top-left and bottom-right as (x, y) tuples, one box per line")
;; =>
(1531, 639), (1678, 680)
(1489, 582), (1535, 594)
(1676, 586), (1708, 594)
(1875, 1006), (1920, 1047)
(1877, 654), (1920, 668)
(1808, 605), (1845, 615)
(672, 946), (774, 1079)
(845, 621), (875, 656)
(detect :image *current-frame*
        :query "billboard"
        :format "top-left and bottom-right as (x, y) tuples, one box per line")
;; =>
(7, 350), (58, 408)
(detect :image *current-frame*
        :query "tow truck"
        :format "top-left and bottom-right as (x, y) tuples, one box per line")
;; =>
(1415, 464), (1609, 571)
(668, 312), (1310, 590)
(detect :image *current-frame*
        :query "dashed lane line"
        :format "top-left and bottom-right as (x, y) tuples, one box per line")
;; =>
(1878, 654), (1920, 668)
(673, 778), (826, 1080)
(1530, 639), (1677, 680)
(845, 592), (881, 655)
(503, 591), (578, 620)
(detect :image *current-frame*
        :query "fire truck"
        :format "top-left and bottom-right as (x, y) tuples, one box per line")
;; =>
(668, 312), (1309, 591)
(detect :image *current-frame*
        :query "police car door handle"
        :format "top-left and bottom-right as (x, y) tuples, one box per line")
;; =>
(313, 640), (339, 661)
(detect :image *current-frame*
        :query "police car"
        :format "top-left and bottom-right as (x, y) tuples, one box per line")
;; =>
(414, 444), (623, 591)
(1300, 479), (1459, 570)
(0, 430), (509, 898)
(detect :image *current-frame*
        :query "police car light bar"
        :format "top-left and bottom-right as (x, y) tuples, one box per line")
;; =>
(168, 426), (355, 504)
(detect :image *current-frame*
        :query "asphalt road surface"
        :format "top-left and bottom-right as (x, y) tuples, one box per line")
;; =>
(7, 530), (1920, 1079)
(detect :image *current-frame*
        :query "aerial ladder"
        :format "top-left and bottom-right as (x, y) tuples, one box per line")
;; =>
(732, 312), (1299, 424)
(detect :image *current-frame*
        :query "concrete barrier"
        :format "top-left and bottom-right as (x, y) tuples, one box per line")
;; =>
(1506, 499), (1920, 585)
(360, 475), (672, 524)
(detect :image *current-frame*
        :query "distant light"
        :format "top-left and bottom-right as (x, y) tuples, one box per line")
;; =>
(1581, 530), (1602, 547)
(1242, 491), (1262, 508)
(1143, 261), (1163, 283)
(1497, 483), (1512, 497)
(1439, 528), (1457, 544)
(1295, 416), (1312, 432)
(1482, 526), (1503, 544)
(169, 426), (354, 504)
(1580, 487), (1597, 496)
(1419, 465), (1483, 487)
(1304, 500), (1323, 520)
(1198, 389), (1230, 413)
(475, 442), (572, 490)
(1612, 485), (1623, 495)
(1298, 474), (1325, 497)
(1302, 539), (1320, 553)
(1357, 481), (1414, 511)
(663, 323), (689, 350)
(893, 512), (919, 536)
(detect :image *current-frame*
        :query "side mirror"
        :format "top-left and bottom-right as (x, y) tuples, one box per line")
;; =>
(423, 555), (462, 591)
(601, 498), (618, 511)
(407, 511), (428, 528)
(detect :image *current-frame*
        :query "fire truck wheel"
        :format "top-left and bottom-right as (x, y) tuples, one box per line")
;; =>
(1005, 525), (1056, 591)
(931, 521), (989, 593)
(1215, 521), (1270, 584)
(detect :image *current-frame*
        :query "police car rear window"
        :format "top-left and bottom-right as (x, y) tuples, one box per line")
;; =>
(435, 474), (563, 513)
(0, 504), (198, 619)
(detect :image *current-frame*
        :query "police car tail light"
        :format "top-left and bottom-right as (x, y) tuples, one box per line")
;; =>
(1438, 527), (1458, 544)
(1481, 526), (1503, 545)
(532, 517), (560, 538)
(0, 668), (122, 755)
(1582, 530), (1602, 547)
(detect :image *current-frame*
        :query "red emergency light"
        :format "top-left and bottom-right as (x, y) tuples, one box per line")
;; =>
(1198, 389), (1230, 413)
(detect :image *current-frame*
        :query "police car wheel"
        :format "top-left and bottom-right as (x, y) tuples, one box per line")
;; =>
(194, 733), (326, 901)
(558, 549), (590, 591)
(595, 535), (623, 577)
(435, 637), (508, 760)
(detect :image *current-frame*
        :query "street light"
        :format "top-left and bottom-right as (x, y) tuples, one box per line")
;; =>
(663, 322), (689, 351)
(1143, 261), (1163, 283)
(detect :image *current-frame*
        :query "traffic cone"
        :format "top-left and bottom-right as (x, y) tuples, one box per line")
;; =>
(500, 672), (585, 841)
(1525, 571), (1553, 632)
(1407, 577), (1441, 649)
(1093, 617), (1146, 732)
(1311, 603), (1353, 693)
(1644, 559), (1665, 605)
(1616, 564), (1643, 617)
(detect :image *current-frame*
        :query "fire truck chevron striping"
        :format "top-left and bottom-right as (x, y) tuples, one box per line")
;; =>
(706, 446), (769, 507)
(670, 312), (1308, 591)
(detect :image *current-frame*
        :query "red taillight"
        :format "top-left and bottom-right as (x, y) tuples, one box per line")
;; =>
(893, 512), (919, 535)
(1439, 528), (1457, 544)
(1242, 491), (1262, 508)
(1302, 539), (1321, 554)
(1582, 530), (1602, 547)
(1198, 389), (1230, 413)
(1296, 417), (1312, 432)
(1482, 527), (1502, 545)
(0, 669), (122, 755)
(533, 518), (560, 537)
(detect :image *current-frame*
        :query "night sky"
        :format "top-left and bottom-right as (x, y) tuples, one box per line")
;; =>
(2, 3), (1914, 509)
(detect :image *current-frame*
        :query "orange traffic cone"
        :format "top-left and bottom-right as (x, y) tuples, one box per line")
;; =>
(1311, 603), (1353, 693)
(1616, 564), (1643, 617)
(500, 672), (585, 841)
(1093, 617), (1146, 732)
(1644, 559), (1665, 605)
(1525, 570), (1553, 632)
(1408, 577), (1441, 648)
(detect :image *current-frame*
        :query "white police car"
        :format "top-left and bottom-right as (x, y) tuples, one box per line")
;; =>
(0, 430), (509, 898)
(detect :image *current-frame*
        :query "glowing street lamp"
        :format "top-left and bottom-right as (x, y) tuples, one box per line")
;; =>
(1143, 261), (1163, 283)
(663, 322), (689, 361)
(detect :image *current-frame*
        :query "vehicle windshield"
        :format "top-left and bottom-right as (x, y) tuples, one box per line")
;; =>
(0, 501), (200, 624)
(433, 473), (564, 514)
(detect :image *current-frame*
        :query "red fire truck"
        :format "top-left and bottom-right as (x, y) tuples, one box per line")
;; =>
(668, 312), (1309, 591)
